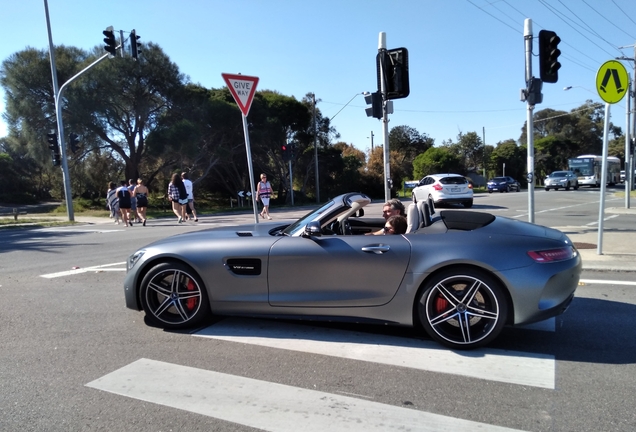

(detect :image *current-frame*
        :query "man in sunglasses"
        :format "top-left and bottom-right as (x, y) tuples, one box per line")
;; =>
(367, 198), (405, 235)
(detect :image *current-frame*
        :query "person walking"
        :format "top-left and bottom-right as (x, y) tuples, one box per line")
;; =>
(133, 178), (149, 226)
(256, 173), (273, 220)
(106, 181), (120, 224)
(168, 173), (188, 223)
(128, 179), (141, 223)
(116, 180), (132, 226)
(181, 172), (198, 222)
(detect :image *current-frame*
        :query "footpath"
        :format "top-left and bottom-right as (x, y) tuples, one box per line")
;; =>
(2, 202), (635, 273)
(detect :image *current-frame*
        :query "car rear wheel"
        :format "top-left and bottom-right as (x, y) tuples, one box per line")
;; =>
(462, 200), (473, 208)
(140, 261), (210, 329)
(416, 269), (508, 349)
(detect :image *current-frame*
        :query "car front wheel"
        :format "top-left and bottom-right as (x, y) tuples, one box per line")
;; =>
(140, 261), (210, 329)
(416, 269), (508, 349)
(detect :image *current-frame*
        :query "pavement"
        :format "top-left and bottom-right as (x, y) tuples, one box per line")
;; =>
(2, 203), (635, 273)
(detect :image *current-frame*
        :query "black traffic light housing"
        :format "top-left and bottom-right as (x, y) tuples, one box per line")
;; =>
(47, 130), (61, 166)
(364, 91), (383, 119)
(103, 26), (117, 56)
(377, 47), (410, 100)
(281, 144), (291, 162)
(130, 29), (141, 60)
(69, 133), (80, 153)
(538, 30), (561, 84)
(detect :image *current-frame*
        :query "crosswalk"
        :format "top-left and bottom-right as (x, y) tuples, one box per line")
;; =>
(86, 317), (559, 431)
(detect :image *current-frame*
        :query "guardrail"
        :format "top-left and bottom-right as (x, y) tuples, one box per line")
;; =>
(0, 208), (28, 221)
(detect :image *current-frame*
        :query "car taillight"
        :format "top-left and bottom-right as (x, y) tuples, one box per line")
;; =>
(468, 183), (473, 189)
(433, 184), (443, 191)
(527, 246), (577, 263)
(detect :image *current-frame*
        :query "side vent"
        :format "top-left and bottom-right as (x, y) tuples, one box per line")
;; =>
(226, 258), (261, 276)
(236, 231), (253, 237)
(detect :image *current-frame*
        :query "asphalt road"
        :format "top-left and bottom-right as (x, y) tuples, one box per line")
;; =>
(1, 189), (635, 431)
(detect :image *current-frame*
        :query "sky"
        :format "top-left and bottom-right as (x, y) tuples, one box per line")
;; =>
(1, 0), (636, 153)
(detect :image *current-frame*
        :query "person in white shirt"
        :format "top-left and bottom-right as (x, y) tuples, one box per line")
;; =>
(181, 172), (198, 222)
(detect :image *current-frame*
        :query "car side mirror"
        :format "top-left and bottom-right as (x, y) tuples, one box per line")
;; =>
(303, 221), (322, 238)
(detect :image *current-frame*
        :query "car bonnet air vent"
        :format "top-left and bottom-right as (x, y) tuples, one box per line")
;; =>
(236, 231), (253, 237)
(226, 258), (261, 276)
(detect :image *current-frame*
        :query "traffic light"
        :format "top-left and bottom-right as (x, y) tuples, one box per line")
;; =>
(377, 48), (410, 100)
(47, 131), (61, 166)
(281, 144), (291, 162)
(130, 29), (141, 60)
(364, 91), (382, 119)
(69, 133), (79, 153)
(538, 30), (561, 84)
(103, 26), (117, 56)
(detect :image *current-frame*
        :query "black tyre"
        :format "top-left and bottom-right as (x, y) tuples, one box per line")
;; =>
(140, 261), (210, 329)
(463, 200), (473, 208)
(565, 182), (571, 191)
(416, 269), (508, 349)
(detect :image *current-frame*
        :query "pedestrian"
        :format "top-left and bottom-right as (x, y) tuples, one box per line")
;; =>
(106, 181), (120, 224)
(181, 172), (198, 222)
(133, 178), (149, 226)
(116, 180), (132, 226)
(128, 179), (141, 223)
(168, 173), (188, 223)
(256, 173), (273, 220)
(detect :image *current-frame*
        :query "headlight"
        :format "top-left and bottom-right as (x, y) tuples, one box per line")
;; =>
(127, 249), (145, 271)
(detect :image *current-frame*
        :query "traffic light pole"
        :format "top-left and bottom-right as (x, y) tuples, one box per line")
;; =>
(524, 19), (536, 224)
(379, 32), (391, 203)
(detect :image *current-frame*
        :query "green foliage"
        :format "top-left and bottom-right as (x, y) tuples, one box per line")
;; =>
(413, 147), (462, 179)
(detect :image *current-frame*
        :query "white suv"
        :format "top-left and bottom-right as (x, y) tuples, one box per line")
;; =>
(412, 173), (473, 208)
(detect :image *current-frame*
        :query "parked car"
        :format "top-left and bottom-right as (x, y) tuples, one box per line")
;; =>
(412, 173), (473, 208)
(487, 176), (521, 193)
(124, 192), (581, 350)
(544, 171), (579, 191)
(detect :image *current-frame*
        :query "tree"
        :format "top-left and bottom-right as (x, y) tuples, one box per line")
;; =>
(389, 125), (434, 188)
(413, 147), (462, 179)
(490, 140), (525, 183)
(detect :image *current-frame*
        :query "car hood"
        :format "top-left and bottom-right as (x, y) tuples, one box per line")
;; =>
(143, 221), (287, 248)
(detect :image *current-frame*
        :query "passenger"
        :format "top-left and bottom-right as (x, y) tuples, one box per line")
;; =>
(368, 198), (405, 235)
(384, 215), (408, 235)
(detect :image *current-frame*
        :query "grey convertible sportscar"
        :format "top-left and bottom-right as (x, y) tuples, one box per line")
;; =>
(124, 192), (581, 350)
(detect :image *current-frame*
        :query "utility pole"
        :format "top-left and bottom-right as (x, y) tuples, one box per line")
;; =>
(524, 19), (536, 223)
(369, 131), (374, 152)
(617, 43), (636, 206)
(378, 32), (391, 202)
(313, 93), (319, 203)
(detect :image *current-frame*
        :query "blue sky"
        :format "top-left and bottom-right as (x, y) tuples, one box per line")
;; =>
(1, 0), (635, 153)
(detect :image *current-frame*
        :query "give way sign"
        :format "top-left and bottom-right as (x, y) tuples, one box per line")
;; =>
(222, 73), (259, 116)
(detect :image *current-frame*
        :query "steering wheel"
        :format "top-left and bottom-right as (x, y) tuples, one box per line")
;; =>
(340, 219), (352, 235)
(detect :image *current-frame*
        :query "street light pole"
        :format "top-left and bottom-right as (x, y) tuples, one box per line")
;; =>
(524, 19), (536, 224)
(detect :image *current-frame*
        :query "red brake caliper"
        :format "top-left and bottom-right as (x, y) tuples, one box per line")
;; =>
(435, 296), (449, 314)
(186, 279), (198, 310)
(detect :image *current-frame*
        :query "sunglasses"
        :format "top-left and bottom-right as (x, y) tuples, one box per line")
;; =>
(383, 226), (394, 233)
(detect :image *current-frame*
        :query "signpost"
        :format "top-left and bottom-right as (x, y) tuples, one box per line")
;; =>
(595, 60), (629, 254)
(222, 73), (260, 223)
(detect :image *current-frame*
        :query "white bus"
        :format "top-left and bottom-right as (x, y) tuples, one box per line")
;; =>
(567, 155), (621, 187)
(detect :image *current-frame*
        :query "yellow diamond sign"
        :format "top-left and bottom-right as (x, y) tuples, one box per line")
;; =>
(596, 60), (629, 104)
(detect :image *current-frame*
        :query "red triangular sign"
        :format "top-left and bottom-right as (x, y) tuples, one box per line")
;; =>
(222, 73), (259, 116)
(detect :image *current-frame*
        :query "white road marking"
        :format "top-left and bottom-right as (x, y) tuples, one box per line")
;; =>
(40, 262), (126, 279)
(580, 279), (636, 286)
(194, 318), (556, 389)
(585, 214), (619, 226)
(86, 358), (528, 432)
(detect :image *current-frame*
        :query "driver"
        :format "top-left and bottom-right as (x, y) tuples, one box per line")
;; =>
(367, 199), (405, 235)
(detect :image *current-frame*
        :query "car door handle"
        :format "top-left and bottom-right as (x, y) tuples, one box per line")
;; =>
(361, 245), (391, 254)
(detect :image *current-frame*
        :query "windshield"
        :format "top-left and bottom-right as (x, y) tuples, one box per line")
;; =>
(440, 176), (467, 185)
(282, 200), (336, 236)
(550, 172), (567, 178)
(491, 177), (506, 182)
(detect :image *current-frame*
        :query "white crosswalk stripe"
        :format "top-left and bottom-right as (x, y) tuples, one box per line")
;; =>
(87, 358), (528, 432)
(194, 318), (555, 389)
